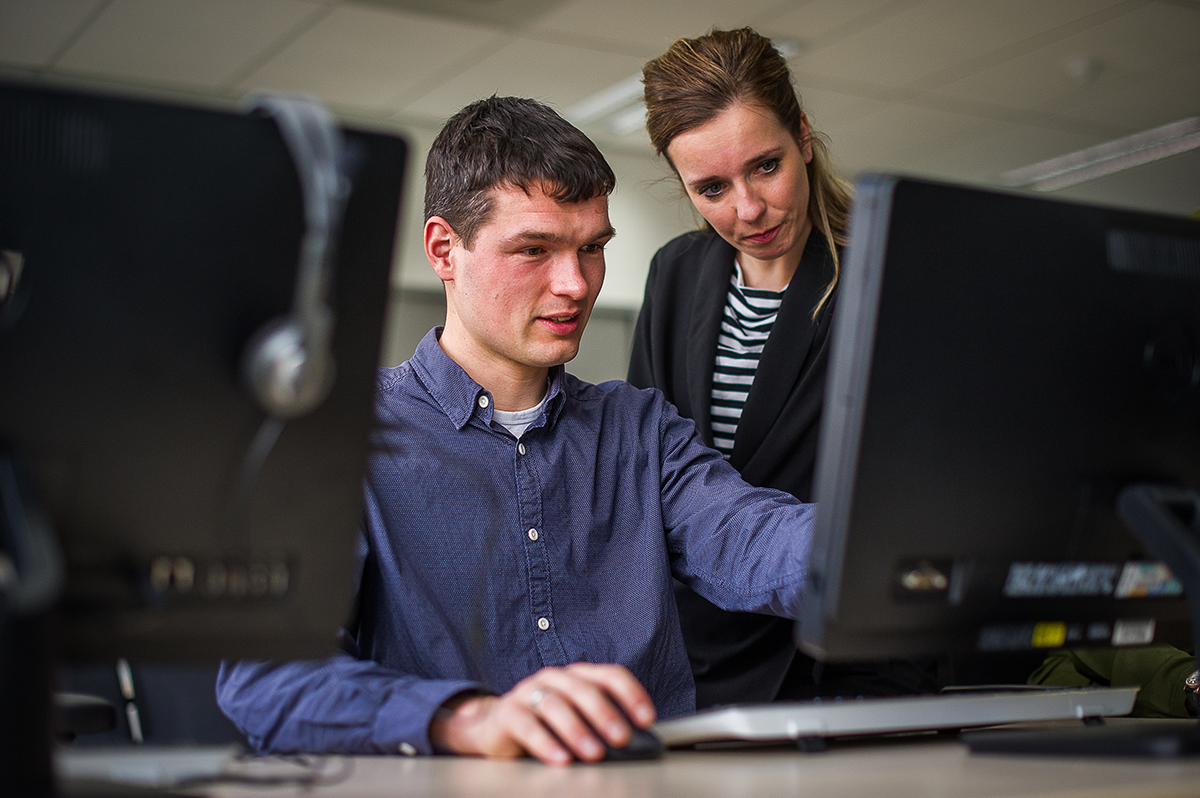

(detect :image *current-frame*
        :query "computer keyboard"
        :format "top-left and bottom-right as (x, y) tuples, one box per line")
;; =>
(651, 686), (1139, 747)
(56, 743), (242, 789)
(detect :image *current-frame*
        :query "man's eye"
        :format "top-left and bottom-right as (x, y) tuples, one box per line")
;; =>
(521, 247), (544, 257)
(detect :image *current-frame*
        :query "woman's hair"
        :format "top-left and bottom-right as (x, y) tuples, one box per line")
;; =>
(642, 27), (852, 317)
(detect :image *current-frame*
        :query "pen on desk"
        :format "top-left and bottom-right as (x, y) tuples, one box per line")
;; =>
(116, 657), (144, 744)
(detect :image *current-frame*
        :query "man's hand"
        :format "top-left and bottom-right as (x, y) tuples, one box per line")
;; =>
(428, 663), (656, 765)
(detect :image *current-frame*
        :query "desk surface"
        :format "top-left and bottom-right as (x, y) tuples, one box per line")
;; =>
(209, 722), (1200, 798)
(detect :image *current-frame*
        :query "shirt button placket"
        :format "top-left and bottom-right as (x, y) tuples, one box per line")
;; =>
(515, 436), (564, 663)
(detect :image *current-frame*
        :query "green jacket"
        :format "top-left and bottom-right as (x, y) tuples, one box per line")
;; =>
(1028, 646), (1196, 718)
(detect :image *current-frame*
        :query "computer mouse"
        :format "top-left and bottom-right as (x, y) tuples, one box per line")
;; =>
(601, 723), (665, 761)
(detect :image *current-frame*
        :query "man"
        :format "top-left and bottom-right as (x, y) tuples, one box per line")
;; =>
(217, 96), (814, 765)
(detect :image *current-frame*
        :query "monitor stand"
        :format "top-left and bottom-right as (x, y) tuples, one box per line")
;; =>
(1, 448), (63, 797)
(2, 450), (186, 798)
(964, 484), (1200, 757)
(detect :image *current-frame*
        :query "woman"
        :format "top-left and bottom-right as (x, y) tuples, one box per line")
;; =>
(629, 27), (933, 708)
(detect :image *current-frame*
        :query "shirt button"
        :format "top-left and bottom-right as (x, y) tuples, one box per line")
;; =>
(518, 443), (526, 455)
(527, 528), (539, 542)
(477, 395), (489, 409)
(398, 742), (417, 756)
(537, 617), (550, 631)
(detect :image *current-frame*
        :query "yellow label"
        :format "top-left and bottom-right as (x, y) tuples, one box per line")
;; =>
(1031, 622), (1067, 648)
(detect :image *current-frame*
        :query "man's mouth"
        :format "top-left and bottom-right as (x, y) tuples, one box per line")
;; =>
(539, 313), (582, 333)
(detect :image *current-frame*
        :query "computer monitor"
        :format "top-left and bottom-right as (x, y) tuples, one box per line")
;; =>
(0, 81), (407, 793)
(798, 175), (1199, 668)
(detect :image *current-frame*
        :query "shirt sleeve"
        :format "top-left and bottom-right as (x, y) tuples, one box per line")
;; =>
(653, 394), (815, 618)
(1028, 645), (1196, 719)
(214, 530), (487, 756)
(216, 649), (485, 755)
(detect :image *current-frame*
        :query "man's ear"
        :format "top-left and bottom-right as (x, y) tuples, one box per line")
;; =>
(424, 216), (458, 282)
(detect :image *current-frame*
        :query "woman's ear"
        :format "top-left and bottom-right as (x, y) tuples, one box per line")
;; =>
(424, 216), (458, 282)
(799, 113), (814, 164)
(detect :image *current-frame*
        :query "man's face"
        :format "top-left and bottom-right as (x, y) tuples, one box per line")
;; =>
(441, 183), (612, 382)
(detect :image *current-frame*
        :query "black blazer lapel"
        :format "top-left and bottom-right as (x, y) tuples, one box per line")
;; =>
(729, 234), (835, 470)
(685, 236), (738, 446)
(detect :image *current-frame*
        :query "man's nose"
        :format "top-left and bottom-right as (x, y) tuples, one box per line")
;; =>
(549, 253), (589, 298)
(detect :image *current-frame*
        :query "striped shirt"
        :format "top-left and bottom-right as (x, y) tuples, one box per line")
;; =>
(710, 264), (786, 456)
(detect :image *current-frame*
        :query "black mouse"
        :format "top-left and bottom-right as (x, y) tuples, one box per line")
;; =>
(601, 720), (664, 761)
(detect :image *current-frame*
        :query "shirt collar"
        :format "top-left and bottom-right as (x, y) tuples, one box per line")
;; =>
(410, 327), (568, 432)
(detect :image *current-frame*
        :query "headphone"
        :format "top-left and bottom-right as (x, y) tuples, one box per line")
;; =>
(241, 95), (349, 418)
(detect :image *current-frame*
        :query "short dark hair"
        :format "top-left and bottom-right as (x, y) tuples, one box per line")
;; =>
(423, 96), (616, 248)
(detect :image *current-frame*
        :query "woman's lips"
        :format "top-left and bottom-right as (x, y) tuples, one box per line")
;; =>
(744, 224), (781, 245)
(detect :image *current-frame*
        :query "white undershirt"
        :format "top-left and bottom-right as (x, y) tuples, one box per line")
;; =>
(491, 389), (551, 439)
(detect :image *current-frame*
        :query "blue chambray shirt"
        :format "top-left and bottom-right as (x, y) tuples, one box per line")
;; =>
(217, 328), (814, 755)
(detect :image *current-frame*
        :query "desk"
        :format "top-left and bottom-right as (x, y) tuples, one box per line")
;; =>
(208, 723), (1200, 798)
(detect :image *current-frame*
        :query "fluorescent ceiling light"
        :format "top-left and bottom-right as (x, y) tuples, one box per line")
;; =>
(610, 104), (647, 136)
(567, 74), (644, 127)
(1000, 116), (1200, 192)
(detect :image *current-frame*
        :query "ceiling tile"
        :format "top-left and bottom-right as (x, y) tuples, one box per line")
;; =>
(237, 5), (501, 112)
(930, 1), (1200, 124)
(798, 86), (884, 132)
(530, 0), (782, 53)
(768, 0), (917, 48)
(793, 0), (1127, 90)
(0, 0), (104, 68)
(897, 122), (1101, 184)
(399, 37), (647, 124)
(55, 0), (322, 89)
(826, 101), (994, 176)
(355, 0), (567, 29)
(7, 0), (1193, 220)
(1059, 58), (1200, 131)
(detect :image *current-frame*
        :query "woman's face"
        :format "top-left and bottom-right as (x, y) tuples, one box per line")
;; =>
(666, 102), (813, 270)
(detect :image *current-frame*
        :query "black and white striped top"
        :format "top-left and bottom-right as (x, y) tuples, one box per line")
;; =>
(710, 265), (785, 456)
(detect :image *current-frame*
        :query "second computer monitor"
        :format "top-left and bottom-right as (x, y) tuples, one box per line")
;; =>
(798, 175), (1199, 662)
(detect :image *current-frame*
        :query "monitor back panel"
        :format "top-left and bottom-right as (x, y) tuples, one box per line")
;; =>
(0, 81), (408, 661)
(798, 175), (1200, 661)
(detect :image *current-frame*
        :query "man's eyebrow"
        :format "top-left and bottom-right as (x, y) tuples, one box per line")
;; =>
(500, 226), (616, 246)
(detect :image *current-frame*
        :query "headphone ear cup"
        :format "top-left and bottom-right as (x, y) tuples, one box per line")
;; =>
(242, 94), (347, 419)
(241, 315), (335, 419)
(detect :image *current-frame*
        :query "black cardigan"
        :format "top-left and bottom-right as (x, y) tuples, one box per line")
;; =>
(629, 229), (934, 707)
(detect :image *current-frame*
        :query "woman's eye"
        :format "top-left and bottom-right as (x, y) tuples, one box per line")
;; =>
(698, 183), (723, 199)
(758, 158), (780, 174)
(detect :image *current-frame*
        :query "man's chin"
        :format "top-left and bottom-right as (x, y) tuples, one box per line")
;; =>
(531, 342), (580, 369)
